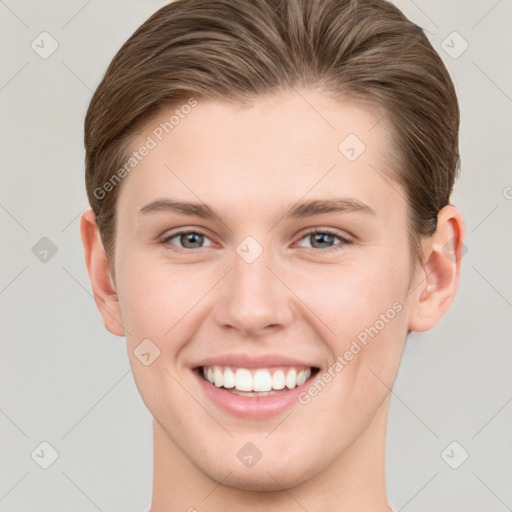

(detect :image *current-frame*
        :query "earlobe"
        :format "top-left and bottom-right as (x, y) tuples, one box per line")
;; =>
(80, 209), (125, 336)
(408, 205), (465, 333)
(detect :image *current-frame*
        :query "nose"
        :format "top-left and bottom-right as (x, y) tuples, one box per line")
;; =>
(214, 245), (294, 337)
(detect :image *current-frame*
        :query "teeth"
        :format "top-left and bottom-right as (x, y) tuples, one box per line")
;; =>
(213, 367), (223, 387)
(223, 368), (235, 388)
(253, 370), (272, 392)
(231, 389), (277, 397)
(201, 365), (312, 392)
(296, 370), (307, 386)
(235, 369), (253, 391)
(285, 369), (297, 389)
(272, 370), (286, 390)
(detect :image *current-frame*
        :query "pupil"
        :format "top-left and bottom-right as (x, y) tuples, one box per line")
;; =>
(183, 233), (203, 248)
(313, 233), (333, 248)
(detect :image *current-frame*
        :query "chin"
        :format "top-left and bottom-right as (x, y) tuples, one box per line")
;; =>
(202, 462), (309, 492)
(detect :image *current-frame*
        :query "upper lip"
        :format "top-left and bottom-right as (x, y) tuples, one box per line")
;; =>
(193, 353), (319, 369)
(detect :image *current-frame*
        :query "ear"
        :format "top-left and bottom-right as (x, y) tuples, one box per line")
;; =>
(408, 205), (466, 332)
(80, 209), (125, 336)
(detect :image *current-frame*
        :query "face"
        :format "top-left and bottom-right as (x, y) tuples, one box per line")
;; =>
(111, 90), (417, 490)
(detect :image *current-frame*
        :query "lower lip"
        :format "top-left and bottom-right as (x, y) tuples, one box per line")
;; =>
(194, 369), (317, 420)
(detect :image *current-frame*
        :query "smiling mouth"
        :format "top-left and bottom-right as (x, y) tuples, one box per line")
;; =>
(196, 365), (320, 397)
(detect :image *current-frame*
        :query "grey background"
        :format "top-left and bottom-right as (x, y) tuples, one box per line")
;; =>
(0, 0), (511, 511)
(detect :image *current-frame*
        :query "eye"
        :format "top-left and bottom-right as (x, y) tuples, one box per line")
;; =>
(160, 228), (352, 253)
(295, 229), (352, 252)
(161, 230), (215, 251)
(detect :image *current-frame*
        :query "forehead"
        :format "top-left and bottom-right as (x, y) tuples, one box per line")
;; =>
(118, 89), (401, 220)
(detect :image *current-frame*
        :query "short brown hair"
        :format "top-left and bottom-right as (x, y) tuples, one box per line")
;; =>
(84, 0), (460, 270)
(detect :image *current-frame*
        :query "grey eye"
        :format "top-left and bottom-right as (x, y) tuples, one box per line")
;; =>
(296, 230), (346, 250)
(164, 231), (214, 249)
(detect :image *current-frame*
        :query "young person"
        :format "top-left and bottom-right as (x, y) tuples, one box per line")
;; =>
(80, 0), (465, 510)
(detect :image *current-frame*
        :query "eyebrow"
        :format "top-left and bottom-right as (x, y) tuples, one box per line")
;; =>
(138, 197), (376, 219)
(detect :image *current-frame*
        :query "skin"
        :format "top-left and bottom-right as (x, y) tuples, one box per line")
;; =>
(81, 89), (465, 512)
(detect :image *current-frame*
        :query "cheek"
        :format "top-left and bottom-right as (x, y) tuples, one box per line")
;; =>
(300, 254), (407, 341)
(116, 258), (202, 415)
(296, 255), (409, 398)
(119, 244), (409, 360)
(116, 255), (196, 340)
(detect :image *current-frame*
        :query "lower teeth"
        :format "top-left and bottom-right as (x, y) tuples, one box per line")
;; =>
(228, 389), (284, 397)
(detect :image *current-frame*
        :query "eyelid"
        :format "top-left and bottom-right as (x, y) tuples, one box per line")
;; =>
(292, 227), (353, 251)
(161, 226), (353, 254)
(160, 229), (216, 252)
(294, 226), (353, 242)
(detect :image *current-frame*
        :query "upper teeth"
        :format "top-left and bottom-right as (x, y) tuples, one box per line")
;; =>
(202, 366), (312, 392)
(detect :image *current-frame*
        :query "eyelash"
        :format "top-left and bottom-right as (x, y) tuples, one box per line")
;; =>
(160, 228), (352, 254)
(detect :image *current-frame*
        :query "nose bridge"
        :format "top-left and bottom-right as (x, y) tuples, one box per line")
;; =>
(215, 238), (292, 335)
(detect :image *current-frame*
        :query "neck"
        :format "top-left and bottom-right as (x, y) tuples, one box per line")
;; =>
(150, 395), (392, 512)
